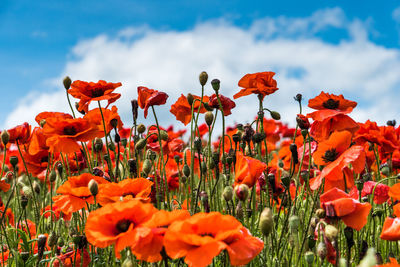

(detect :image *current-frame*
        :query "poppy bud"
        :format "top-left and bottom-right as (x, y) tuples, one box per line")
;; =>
(108, 142), (115, 152)
(269, 110), (281, 120)
(380, 165), (390, 176)
(252, 132), (266, 143)
(194, 137), (202, 152)
(203, 102), (214, 111)
(88, 179), (99, 196)
(199, 71), (208, 86)
(182, 164), (190, 177)
(344, 226), (354, 248)
(49, 170), (57, 183)
(146, 150), (157, 161)
(21, 251), (29, 262)
(289, 143), (299, 165)
(211, 79), (220, 92)
(235, 201), (243, 219)
(235, 184), (249, 201)
(307, 235), (316, 249)
(259, 208), (274, 236)
(296, 114), (310, 130)
(325, 225), (338, 241)
(114, 133), (121, 143)
(37, 234), (47, 251)
(304, 251), (315, 265)
(48, 232), (58, 247)
(1, 130), (9, 145)
(135, 138), (147, 150)
(386, 120), (396, 127)
(205, 111), (214, 126)
(10, 156), (18, 169)
(294, 94), (302, 102)
(128, 159), (137, 174)
(315, 208), (326, 219)
(160, 130), (169, 141)
(110, 119), (119, 129)
(187, 93), (194, 106)
(131, 99), (139, 122)
(33, 181), (41, 194)
(137, 124), (146, 134)
(356, 179), (364, 191)
(142, 159), (152, 175)
(222, 186), (233, 201)
(316, 242), (327, 260)
(21, 194), (28, 209)
(289, 215), (300, 233)
(63, 76), (72, 90)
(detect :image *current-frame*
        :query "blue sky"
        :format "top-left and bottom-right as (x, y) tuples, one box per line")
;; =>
(1, 0), (400, 129)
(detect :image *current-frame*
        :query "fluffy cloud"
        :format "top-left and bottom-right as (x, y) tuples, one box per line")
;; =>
(4, 7), (400, 131)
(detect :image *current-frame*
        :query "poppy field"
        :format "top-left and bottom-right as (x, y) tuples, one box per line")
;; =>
(0, 71), (399, 267)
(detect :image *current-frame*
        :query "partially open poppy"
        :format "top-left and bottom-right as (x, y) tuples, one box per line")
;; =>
(234, 151), (268, 188)
(68, 80), (122, 113)
(380, 217), (400, 241)
(170, 94), (210, 125)
(85, 199), (157, 258)
(164, 212), (263, 267)
(234, 72), (278, 99)
(320, 188), (371, 230)
(138, 86), (169, 118)
(208, 94), (236, 116)
(7, 122), (31, 144)
(308, 91), (357, 112)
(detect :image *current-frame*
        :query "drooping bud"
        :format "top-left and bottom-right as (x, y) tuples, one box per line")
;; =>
(294, 93), (302, 102)
(159, 130), (168, 141)
(137, 124), (146, 134)
(88, 179), (99, 197)
(259, 208), (274, 236)
(135, 138), (147, 150)
(222, 186), (233, 201)
(142, 159), (152, 176)
(269, 110), (281, 120)
(205, 111), (214, 126)
(234, 184), (249, 201)
(1, 130), (9, 145)
(63, 76), (72, 90)
(199, 71), (208, 86)
(211, 79), (220, 92)
(110, 119), (119, 129)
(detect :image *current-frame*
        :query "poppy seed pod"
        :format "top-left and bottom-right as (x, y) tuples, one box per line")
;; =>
(259, 208), (274, 236)
(199, 71), (208, 86)
(205, 111), (214, 126)
(137, 124), (146, 134)
(1, 130), (9, 145)
(88, 179), (99, 197)
(235, 184), (249, 201)
(211, 79), (220, 92)
(222, 186), (233, 201)
(159, 130), (169, 141)
(325, 225), (338, 241)
(63, 76), (72, 90)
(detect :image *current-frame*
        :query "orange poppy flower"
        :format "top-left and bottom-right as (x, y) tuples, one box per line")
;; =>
(234, 151), (268, 188)
(320, 188), (371, 230)
(308, 91), (357, 112)
(83, 105), (123, 136)
(389, 183), (400, 200)
(308, 110), (359, 142)
(7, 122), (31, 144)
(208, 94), (236, 116)
(170, 94), (210, 125)
(43, 117), (100, 153)
(68, 80), (122, 113)
(52, 173), (109, 214)
(380, 217), (400, 241)
(85, 199), (157, 258)
(376, 257), (400, 267)
(312, 131), (352, 166)
(310, 145), (365, 192)
(131, 209), (190, 262)
(393, 203), (400, 217)
(96, 178), (153, 206)
(234, 72), (278, 99)
(164, 212), (263, 267)
(137, 86), (169, 118)
(35, 111), (73, 126)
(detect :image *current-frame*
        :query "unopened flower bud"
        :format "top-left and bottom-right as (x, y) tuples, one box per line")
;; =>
(187, 93), (194, 106)
(142, 159), (152, 175)
(289, 215), (300, 233)
(49, 170), (57, 183)
(269, 110), (281, 120)
(304, 251), (315, 265)
(211, 79), (220, 92)
(294, 94), (302, 102)
(146, 150), (157, 161)
(137, 124), (146, 134)
(199, 71), (208, 86)
(10, 156), (18, 169)
(63, 76), (72, 90)
(205, 111), (214, 126)
(48, 232), (58, 247)
(222, 186), (233, 201)
(194, 137), (202, 151)
(135, 138), (147, 150)
(37, 234), (47, 250)
(88, 179), (99, 196)
(33, 181), (41, 194)
(182, 164), (190, 177)
(325, 225), (338, 241)
(234, 184), (249, 201)
(259, 208), (274, 236)
(159, 130), (168, 141)
(1, 130), (9, 145)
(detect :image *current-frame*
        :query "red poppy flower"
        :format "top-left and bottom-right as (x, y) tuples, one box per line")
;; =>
(310, 145), (366, 192)
(7, 122), (31, 144)
(68, 80), (122, 113)
(380, 217), (400, 241)
(164, 212), (264, 267)
(234, 72), (278, 99)
(85, 199), (158, 258)
(170, 94), (210, 125)
(376, 257), (400, 267)
(52, 173), (109, 214)
(43, 117), (100, 153)
(308, 91), (357, 112)
(83, 105), (123, 136)
(320, 188), (371, 230)
(389, 183), (400, 200)
(54, 248), (91, 267)
(296, 114), (310, 130)
(35, 112), (73, 126)
(208, 94), (236, 116)
(234, 151), (268, 188)
(312, 131), (352, 166)
(138, 86), (169, 118)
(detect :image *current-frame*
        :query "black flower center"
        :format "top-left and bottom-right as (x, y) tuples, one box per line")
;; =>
(116, 219), (132, 233)
(63, 126), (77, 136)
(91, 88), (104, 98)
(322, 98), (340, 109)
(322, 148), (339, 163)
(40, 156), (49, 163)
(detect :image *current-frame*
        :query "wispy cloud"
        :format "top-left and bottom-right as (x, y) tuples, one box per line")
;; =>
(4, 8), (400, 130)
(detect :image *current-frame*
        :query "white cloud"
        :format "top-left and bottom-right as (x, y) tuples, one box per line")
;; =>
(4, 7), (400, 132)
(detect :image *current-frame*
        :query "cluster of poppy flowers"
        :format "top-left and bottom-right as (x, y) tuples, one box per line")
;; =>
(0, 70), (399, 266)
